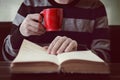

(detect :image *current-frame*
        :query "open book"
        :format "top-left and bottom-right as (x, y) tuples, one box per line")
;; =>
(10, 39), (110, 74)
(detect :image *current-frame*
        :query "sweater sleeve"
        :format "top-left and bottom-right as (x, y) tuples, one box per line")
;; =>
(91, 3), (110, 62)
(2, 0), (31, 61)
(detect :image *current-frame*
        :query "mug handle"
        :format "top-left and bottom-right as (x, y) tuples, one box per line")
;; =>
(39, 11), (44, 23)
(39, 11), (46, 30)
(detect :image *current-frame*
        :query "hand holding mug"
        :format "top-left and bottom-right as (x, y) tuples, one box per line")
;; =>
(20, 14), (45, 37)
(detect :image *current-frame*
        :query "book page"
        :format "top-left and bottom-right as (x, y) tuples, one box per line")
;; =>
(13, 39), (59, 65)
(57, 51), (104, 65)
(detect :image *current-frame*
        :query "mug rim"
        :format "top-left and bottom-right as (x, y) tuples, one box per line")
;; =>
(44, 8), (63, 10)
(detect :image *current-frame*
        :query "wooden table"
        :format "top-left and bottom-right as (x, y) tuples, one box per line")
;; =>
(0, 61), (11, 80)
(110, 63), (120, 80)
(0, 61), (120, 80)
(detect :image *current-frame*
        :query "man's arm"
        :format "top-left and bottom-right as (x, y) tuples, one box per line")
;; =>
(2, 2), (27, 61)
(91, 2), (110, 62)
(2, 0), (45, 61)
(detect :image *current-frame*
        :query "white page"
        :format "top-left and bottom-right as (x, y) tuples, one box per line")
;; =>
(57, 51), (104, 64)
(13, 39), (59, 65)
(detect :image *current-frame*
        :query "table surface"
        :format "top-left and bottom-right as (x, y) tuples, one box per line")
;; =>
(0, 61), (120, 80)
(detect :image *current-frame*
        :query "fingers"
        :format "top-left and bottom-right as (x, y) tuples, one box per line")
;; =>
(65, 40), (78, 52)
(25, 29), (44, 36)
(27, 21), (45, 33)
(51, 36), (67, 54)
(28, 19), (39, 27)
(43, 46), (49, 50)
(48, 36), (78, 55)
(20, 13), (45, 36)
(47, 36), (61, 54)
(57, 38), (72, 54)
(28, 14), (43, 22)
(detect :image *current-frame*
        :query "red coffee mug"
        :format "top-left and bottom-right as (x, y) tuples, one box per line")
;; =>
(40, 8), (63, 31)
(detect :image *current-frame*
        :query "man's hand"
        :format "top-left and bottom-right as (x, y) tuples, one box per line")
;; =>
(47, 36), (78, 54)
(20, 14), (45, 37)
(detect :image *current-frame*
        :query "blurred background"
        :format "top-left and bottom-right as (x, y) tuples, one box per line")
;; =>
(0, 0), (120, 25)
